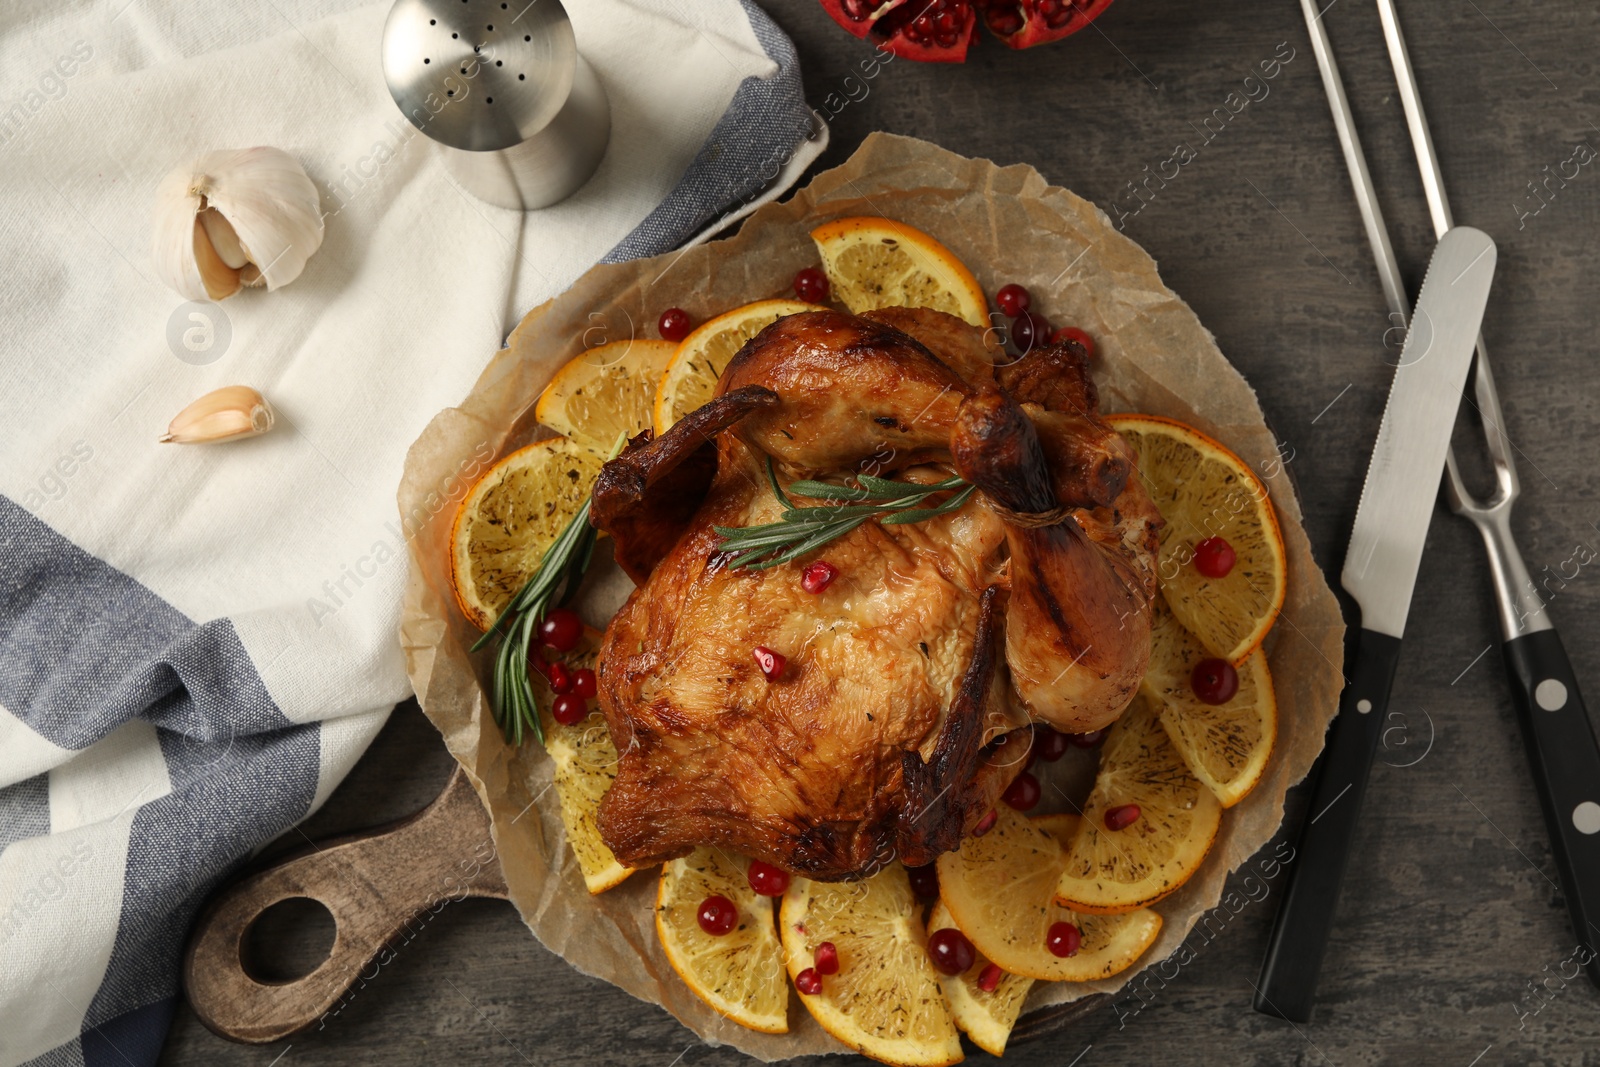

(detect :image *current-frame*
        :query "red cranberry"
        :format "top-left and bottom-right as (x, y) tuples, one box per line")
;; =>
(696, 895), (737, 936)
(1191, 658), (1240, 705)
(973, 809), (998, 836)
(1104, 804), (1141, 832)
(1051, 326), (1096, 360)
(1035, 727), (1070, 762)
(996, 283), (1031, 318)
(551, 693), (588, 726)
(801, 560), (839, 594)
(529, 652), (550, 679)
(977, 962), (1003, 992)
(794, 267), (830, 303)
(753, 646), (786, 681)
(794, 967), (823, 995)
(1193, 536), (1237, 578)
(546, 661), (572, 694)
(570, 667), (598, 699)
(1071, 729), (1105, 748)
(1001, 771), (1041, 811)
(1011, 311), (1053, 354)
(907, 863), (939, 900)
(1046, 921), (1082, 958)
(927, 928), (976, 976)
(537, 608), (582, 652)
(658, 307), (693, 342)
(814, 941), (840, 976)
(747, 860), (790, 897)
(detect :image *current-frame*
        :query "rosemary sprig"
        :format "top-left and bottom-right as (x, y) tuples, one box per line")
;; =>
(472, 433), (624, 747)
(714, 458), (975, 570)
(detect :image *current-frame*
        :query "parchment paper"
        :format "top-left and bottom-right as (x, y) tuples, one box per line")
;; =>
(399, 132), (1346, 1059)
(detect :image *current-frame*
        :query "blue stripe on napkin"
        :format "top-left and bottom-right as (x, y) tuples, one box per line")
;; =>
(0, 497), (286, 752)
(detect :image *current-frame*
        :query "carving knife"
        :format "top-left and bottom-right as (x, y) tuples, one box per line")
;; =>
(1252, 224), (1498, 1022)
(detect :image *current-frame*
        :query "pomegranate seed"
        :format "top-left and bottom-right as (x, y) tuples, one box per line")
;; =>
(1002, 771), (1041, 811)
(1035, 727), (1070, 762)
(973, 809), (998, 836)
(1191, 658), (1240, 705)
(551, 693), (588, 726)
(1051, 325), (1096, 360)
(907, 863), (939, 900)
(814, 941), (840, 976)
(1011, 310), (1053, 354)
(1104, 804), (1141, 832)
(977, 962), (1003, 992)
(753, 646), (786, 681)
(658, 307), (693, 342)
(1193, 536), (1237, 578)
(794, 967), (823, 995)
(697, 895), (737, 936)
(1070, 729), (1105, 748)
(927, 928), (976, 976)
(995, 283), (1031, 318)
(794, 267), (830, 303)
(570, 667), (598, 699)
(747, 860), (791, 897)
(546, 661), (572, 694)
(538, 608), (582, 652)
(1046, 921), (1082, 958)
(800, 560), (839, 594)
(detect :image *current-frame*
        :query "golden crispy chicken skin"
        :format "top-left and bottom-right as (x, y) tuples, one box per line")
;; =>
(589, 308), (1159, 879)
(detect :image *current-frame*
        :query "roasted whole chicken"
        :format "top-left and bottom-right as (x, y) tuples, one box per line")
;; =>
(590, 308), (1161, 880)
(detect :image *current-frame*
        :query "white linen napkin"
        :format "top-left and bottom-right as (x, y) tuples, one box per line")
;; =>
(0, 1), (822, 1062)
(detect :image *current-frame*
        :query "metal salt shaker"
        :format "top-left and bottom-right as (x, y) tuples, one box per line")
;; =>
(381, 0), (610, 210)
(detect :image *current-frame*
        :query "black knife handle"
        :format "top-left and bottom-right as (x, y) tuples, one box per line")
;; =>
(1503, 628), (1600, 984)
(1253, 628), (1402, 1022)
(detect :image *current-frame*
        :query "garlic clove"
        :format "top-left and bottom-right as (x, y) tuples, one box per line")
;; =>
(152, 165), (211, 302)
(198, 207), (249, 269)
(152, 147), (324, 301)
(161, 385), (275, 444)
(192, 216), (242, 301)
(201, 147), (324, 292)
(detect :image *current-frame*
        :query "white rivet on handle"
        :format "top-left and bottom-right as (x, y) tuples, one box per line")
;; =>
(1573, 801), (1600, 835)
(1357, 699), (1372, 714)
(1536, 678), (1569, 711)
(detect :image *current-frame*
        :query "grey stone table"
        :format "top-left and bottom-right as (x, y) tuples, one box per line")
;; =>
(159, 2), (1600, 1064)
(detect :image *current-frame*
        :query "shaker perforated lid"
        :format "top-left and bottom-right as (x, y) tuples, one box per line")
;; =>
(382, 0), (578, 153)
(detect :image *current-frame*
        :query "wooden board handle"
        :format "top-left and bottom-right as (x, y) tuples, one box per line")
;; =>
(183, 766), (508, 1043)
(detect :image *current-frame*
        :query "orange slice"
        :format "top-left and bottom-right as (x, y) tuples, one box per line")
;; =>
(656, 847), (789, 1034)
(534, 626), (633, 893)
(1143, 595), (1278, 807)
(926, 900), (1033, 1057)
(810, 217), (987, 327)
(1107, 414), (1287, 664)
(449, 437), (606, 631)
(1054, 693), (1221, 914)
(780, 864), (963, 1066)
(653, 298), (824, 434)
(535, 338), (676, 451)
(938, 807), (1163, 982)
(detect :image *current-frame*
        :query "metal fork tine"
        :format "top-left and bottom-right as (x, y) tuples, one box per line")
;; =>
(1375, 0), (1517, 516)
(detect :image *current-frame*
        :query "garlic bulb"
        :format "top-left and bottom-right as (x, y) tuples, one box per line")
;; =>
(152, 147), (324, 301)
(161, 386), (275, 444)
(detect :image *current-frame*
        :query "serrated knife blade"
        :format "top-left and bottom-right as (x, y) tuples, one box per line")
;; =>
(1340, 224), (1498, 637)
(1254, 224), (1496, 1023)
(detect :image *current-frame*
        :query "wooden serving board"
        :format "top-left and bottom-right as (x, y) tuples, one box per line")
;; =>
(182, 768), (1103, 1047)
